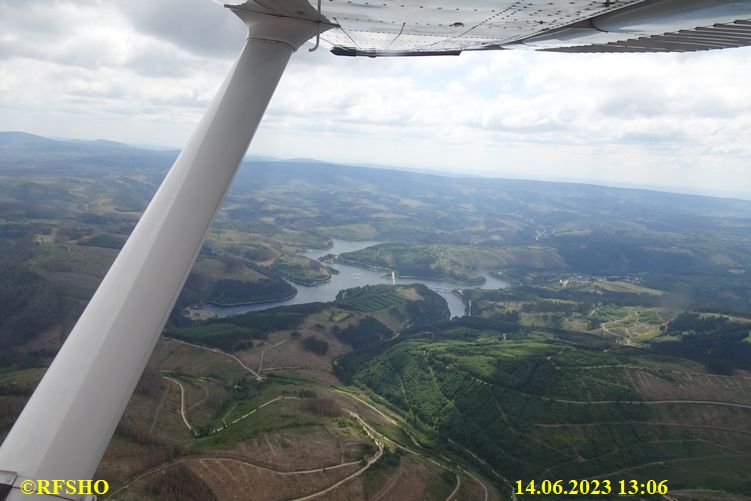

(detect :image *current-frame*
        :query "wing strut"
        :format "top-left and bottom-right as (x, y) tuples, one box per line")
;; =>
(0, 8), (323, 499)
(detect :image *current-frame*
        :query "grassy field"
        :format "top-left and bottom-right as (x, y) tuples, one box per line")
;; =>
(586, 279), (666, 295)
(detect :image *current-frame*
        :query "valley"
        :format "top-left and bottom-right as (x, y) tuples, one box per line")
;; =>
(0, 133), (750, 499)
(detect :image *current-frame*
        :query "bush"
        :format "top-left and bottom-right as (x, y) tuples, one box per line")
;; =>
(335, 317), (392, 348)
(301, 336), (329, 355)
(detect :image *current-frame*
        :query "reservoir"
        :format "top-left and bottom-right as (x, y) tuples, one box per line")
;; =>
(205, 240), (509, 318)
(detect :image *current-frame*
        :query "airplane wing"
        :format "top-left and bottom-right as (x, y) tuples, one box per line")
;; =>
(292, 0), (751, 55)
(1, 0), (749, 498)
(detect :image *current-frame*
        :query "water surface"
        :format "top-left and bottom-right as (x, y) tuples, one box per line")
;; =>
(205, 240), (508, 318)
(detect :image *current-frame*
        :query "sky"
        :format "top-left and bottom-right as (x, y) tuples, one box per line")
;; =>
(1, 0), (750, 199)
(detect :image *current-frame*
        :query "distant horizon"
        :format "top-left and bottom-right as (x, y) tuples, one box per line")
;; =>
(2, 2), (749, 206)
(4, 129), (749, 203)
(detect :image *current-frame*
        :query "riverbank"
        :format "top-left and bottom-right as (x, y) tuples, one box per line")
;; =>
(335, 258), (486, 287)
(190, 240), (508, 319)
(203, 290), (297, 308)
(271, 270), (332, 287)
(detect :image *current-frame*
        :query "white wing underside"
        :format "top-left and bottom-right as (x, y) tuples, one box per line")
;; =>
(229, 0), (751, 55)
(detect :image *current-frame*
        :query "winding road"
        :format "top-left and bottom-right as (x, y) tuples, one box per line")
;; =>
(163, 376), (193, 433)
(290, 411), (384, 501)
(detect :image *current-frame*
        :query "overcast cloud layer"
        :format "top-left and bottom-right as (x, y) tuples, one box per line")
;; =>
(1, 0), (750, 198)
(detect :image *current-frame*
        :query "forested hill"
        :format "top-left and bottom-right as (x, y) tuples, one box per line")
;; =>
(0, 131), (177, 173)
(3, 132), (750, 222)
(233, 158), (751, 218)
(2, 132), (750, 316)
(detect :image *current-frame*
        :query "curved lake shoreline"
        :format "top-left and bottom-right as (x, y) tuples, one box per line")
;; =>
(334, 258), (487, 287)
(201, 240), (508, 319)
(204, 291), (298, 308)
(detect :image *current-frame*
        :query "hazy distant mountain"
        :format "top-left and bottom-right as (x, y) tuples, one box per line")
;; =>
(0, 131), (177, 172)
(2, 131), (750, 221)
(0, 132), (274, 171)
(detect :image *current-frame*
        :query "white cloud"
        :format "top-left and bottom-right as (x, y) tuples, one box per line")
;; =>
(0, 0), (749, 198)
